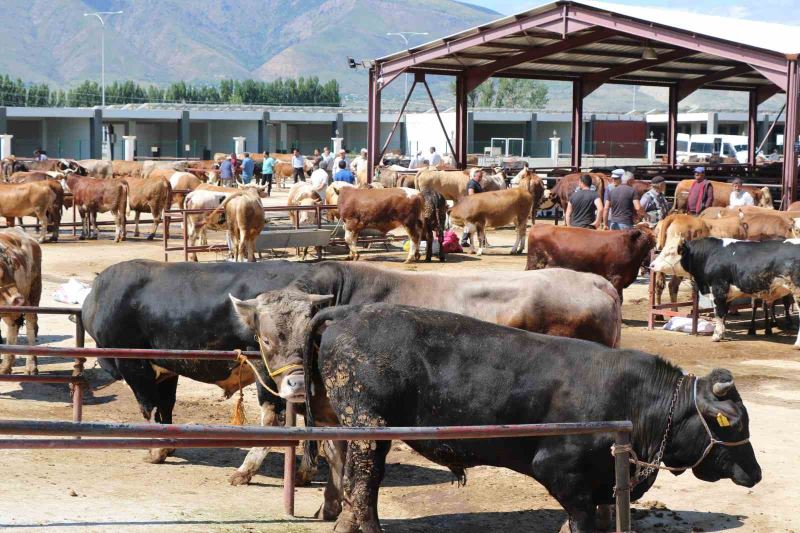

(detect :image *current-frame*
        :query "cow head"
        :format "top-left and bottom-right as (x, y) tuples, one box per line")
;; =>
(757, 186), (773, 209)
(0, 244), (25, 307)
(666, 370), (761, 488)
(230, 290), (333, 402)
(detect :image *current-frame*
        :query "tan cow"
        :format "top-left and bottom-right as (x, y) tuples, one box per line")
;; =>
(449, 176), (539, 255)
(324, 181), (355, 222)
(672, 179), (773, 212)
(337, 187), (424, 263)
(169, 172), (203, 207)
(111, 160), (144, 179)
(287, 182), (321, 226)
(184, 188), (239, 261)
(415, 169), (507, 201)
(123, 175), (171, 240)
(0, 181), (63, 242)
(208, 189), (265, 262)
(0, 227), (42, 375)
(65, 175), (127, 242)
(78, 159), (113, 179)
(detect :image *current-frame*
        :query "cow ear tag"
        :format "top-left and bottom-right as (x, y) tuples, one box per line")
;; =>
(716, 413), (731, 427)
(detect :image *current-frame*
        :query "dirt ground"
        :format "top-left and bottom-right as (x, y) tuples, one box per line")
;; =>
(1, 188), (798, 533)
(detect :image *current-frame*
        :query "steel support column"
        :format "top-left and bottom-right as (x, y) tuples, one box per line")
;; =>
(667, 85), (679, 168)
(367, 68), (381, 183)
(0, 107), (6, 134)
(455, 74), (468, 169)
(748, 90), (758, 168)
(178, 111), (190, 159)
(89, 108), (103, 159)
(782, 60), (799, 208)
(258, 111), (269, 153)
(571, 79), (583, 169)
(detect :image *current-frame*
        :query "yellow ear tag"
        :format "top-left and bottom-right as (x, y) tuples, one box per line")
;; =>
(716, 413), (731, 427)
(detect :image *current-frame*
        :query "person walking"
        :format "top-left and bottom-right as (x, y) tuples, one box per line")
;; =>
(429, 146), (442, 167)
(687, 167), (713, 215)
(291, 148), (305, 183)
(566, 174), (602, 229)
(240, 153), (255, 185)
(603, 171), (641, 230)
(261, 152), (276, 196)
(639, 175), (670, 227)
(219, 156), (234, 187)
(729, 177), (754, 207)
(321, 147), (334, 182)
(333, 160), (355, 184)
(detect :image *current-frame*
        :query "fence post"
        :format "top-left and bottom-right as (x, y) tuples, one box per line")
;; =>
(691, 284), (699, 336)
(182, 210), (189, 262)
(163, 211), (170, 262)
(613, 431), (632, 532)
(283, 402), (296, 516)
(72, 381), (84, 424)
(72, 201), (77, 238)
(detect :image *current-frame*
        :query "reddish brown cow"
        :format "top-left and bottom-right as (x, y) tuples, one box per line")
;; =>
(549, 172), (607, 213)
(526, 225), (656, 301)
(123, 175), (171, 240)
(0, 181), (62, 242)
(66, 175), (127, 242)
(337, 187), (424, 263)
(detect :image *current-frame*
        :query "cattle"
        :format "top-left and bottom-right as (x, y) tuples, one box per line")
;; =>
(672, 179), (773, 212)
(210, 189), (265, 262)
(788, 200), (800, 212)
(231, 300), (759, 533)
(183, 188), (236, 261)
(123, 175), (171, 240)
(65, 174), (127, 242)
(82, 260), (310, 469)
(227, 261), (622, 486)
(5, 174), (66, 234)
(168, 171), (202, 207)
(421, 189), (446, 262)
(663, 237), (800, 344)
(526, 225), (655, 300)
(337, 187), (424, 263)
(110, 160), (144, 179)
(414, 169), (504, 201)
(701, 206), (800, 240)
(449, 175), (540, 255)
(287, 182), (321, 227)
(25, 159), (86, 175)
(272, 161), (294, 188)
(78, 159), (113, 179)
(549, 172), (608, 214)
(324, 181), (354, 222)
(1, 157), (28, 178)
(0, 180), (63, 242)
(375, 167), (416, 188)
(0, 228), (41, 375)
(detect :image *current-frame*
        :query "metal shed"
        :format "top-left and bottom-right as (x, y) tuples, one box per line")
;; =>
(366, 0), (800, 203)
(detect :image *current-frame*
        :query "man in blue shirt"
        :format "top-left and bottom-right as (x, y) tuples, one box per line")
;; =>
(219, 157), (234, 187)
(333, 160), (355, 184)
(240, 153), (255, 185)
(261, 152), (276, 196)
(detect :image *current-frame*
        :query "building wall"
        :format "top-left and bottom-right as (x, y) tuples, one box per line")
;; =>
(135, 121), (180, 158)
(45, 117), (90, 159)
(473, 122), (528, 155)
(537, 121), (573, 156)
(7, 119), (42, 158)
(209, 120), (259, 155)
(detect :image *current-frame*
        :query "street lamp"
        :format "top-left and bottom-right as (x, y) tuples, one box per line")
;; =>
(84, 10), (123, 108)
(386, 32), (429, 97)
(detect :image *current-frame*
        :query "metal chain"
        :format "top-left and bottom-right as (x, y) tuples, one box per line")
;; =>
(633, 374), (686, 484)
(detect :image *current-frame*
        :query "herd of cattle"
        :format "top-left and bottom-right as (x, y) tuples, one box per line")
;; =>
(0, 152), (790, 532)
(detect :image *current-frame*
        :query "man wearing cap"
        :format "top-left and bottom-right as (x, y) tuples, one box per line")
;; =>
(603, 169), (641, 230)
(729, 177), (754, 207)
(640, 176), (670, 227)
(687, 167), (713, 215)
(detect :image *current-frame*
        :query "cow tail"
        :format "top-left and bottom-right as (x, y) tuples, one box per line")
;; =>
(413, 169), (423, 191)
(162, 180), (172, 216)
(656, 214), (674, 250)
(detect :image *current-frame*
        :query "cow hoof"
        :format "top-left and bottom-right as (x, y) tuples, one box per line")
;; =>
(711, 334), (723, 342)
(747, 329), (756, 336)
(145, 448), (170, 464)
(476, 249), (483, 256)
(315, 502), (343, 521)
(228, 471), (253, 486)
(333, 513), (359, 533)
(793, 342), (800, 350)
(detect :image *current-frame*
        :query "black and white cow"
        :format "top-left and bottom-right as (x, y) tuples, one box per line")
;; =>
(666, 237), (800, 344)
(230, 301), (761, 533)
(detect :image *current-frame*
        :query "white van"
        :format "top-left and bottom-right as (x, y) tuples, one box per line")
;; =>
(681, 134), (749, 164)
(676, 133), (690, 161)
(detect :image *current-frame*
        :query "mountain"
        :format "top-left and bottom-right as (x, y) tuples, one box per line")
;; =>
(0, 0), (782, 111)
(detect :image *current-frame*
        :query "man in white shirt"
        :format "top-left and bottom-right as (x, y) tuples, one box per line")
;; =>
(729, 177), (754, 207)
(350, 148), (368, 174)
(408, 151), (423, 170)
(320, 147), (335, 180)
(310, 164), (329, 200)
(291, 148), (305, 183)
(429, 146), (442, 167)
(333, 149), (347, 173)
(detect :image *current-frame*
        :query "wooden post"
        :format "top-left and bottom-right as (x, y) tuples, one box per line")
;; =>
(283, 402), (297, 516)
(613, 431), (632, 532)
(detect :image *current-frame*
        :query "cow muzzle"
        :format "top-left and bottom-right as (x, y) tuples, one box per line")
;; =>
(279, 371), (306, 403)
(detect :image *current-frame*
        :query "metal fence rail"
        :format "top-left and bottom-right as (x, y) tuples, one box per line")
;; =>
(0, 418), (634, 530)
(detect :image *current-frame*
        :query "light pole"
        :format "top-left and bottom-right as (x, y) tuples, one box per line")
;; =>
(84, 10), (123, 108)
(386, 32), (428, 97)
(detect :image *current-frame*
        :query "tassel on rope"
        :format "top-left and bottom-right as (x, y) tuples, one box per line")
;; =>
(230, 351), (247, 426)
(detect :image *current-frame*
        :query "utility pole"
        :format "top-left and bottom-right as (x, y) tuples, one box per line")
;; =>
(84, 10), (123, 108)
(386, 32), (429, 97)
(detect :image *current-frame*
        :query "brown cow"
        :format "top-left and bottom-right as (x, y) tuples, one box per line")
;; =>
(0, 227), (42, 375)
(415, 169), (505, 201)
(337, 187), (423, 263)
(66, 175), (127, 242)
(25, 159), (86, 175)
(700, 206), (800, 240)
(324, 181), (354, 222)
(672, 179), (773, 212)
(526, 225), (655, 300)
(208, 189), (265, 262)
(549, 172), (607, 214)
(449, 176), (539, 255)
(0, 181), (62, 242)
(169, 172), (202, 207)
(123, 175), (171, 240)
(111, 160), (144, 179)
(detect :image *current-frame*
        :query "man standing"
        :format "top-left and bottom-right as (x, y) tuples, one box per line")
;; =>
(291, 148), (305, 183)
(350, 148), (369, 176)
(566, 174), (602, 229)
(321, 147), (334, 181)
(310, 163), (329, 201)
(603, 171), (641, 230)
(687, 166), (713, 215)
(408, 151), (423, 169)
(333, 160), (355, 184)
(460, 169), (484, 247)
(333, 149), (348, 172)
(219, 156), (234, 187)
(729, 177), (754, 207)
(240, 153), (255, 185)
(429, 146), (442, 167)
(640, 176), (670, 227)
(261, 152), (276, 196)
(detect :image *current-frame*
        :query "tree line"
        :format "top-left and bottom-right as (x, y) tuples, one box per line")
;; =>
(0, 75), (341, 107)
(451, 78), (549, 109)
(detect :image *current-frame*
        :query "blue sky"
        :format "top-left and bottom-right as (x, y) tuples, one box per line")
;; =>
(470, 0), (799, 25)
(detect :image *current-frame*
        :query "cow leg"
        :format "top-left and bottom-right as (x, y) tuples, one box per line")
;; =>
(748, 299), (759, 335)
(315, 440), (346, 521)
(91, 211), (99, 240)
(654, 271), (665, 307)
(337, 439), (389, 533)
(424, 225), (433, 262)
(116, 210), (126, 242)
(148, 205), (160, 240)
(134, 211), (141, 238)
(511, 220), (526, 254)
(229, 395), (280, 486)
(476, 225), (485, 256)
(784, 296), (794, 329)
(763, 300), (773, 336)
(36, 210), (48, 243)
(0, 317), (17, 374)
(146, 374), (179, 463)
(711, 289), (729, 342)
(404, 225), (419, 263)
(344, 227), (359, 261)
(78, 208), (87, 240)
(24, 312), (38, 375)
(668, 275), (682, 312)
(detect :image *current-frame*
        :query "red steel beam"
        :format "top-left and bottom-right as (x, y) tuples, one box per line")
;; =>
(455, 73), (468, 169)
(367, 67), (380, 183)
(0, 344), (260, 361)
(0, 305), (80, 315)
(582, 49), (696, 97)
(782, 60), (799, 208)
(748, 89), (758, 168)
(677, 65), (754, 100)
(667, 85), (679, 168)
(0, 439), (298, 449)
(571, 78), (584, 169)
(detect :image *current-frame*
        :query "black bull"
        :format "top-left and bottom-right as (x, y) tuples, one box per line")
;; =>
(300, 304), (760, 533)
(81, 259), (310, 472)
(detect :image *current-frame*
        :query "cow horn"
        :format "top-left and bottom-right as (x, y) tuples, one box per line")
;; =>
(712, 380), (734, 397)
